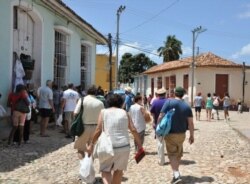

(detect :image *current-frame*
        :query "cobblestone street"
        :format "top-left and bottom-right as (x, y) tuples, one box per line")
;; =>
(0, 110), (250, 184)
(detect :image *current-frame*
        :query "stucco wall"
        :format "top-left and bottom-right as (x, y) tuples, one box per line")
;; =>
(144, 67), (250, 106)
(0, 0), (98, 102)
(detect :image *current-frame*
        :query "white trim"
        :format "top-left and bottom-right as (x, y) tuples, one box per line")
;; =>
(54, 25), (73, 35)
(81, 40), (95, 47)
(10, 0), (44, 88)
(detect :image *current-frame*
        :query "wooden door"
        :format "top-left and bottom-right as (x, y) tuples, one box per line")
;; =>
(13, 7), (34, 56)
(151, 78), (154, 96)
(216, 74), (228, 98)
(165, 76), (169, 90)
(170, 75), (176, 90)
(183, 74), (189, 91)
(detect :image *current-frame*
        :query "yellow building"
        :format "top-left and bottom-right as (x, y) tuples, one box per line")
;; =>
(95, 54), (116, 91)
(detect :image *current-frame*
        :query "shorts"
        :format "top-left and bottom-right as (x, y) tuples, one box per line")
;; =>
(164, 133), (185, 159)
(12, 110), (26, 126)
(39, 108), (52, 118)
(223, 106), (230, 111)
(74, 124), (97, 152)
(99, 149), (130, 172)
(195, 107), (201, 112)
(64, 111), (74, 130)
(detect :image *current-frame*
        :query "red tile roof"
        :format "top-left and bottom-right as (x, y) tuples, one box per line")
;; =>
(144, 52), (243, 74)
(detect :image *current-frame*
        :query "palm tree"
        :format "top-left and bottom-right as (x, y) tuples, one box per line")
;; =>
(157, 35), (183, 62)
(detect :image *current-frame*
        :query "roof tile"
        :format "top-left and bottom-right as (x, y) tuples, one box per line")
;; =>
(144, 52), (242, 74)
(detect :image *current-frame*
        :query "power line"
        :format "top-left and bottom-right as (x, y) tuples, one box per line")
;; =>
(121, 0), (180, 34)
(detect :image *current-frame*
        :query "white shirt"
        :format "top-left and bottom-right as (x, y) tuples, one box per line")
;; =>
(103, 108), (130, 150)
(129, 103), (146, 133)
(182, 94), (190, 106)
(74, 95), (104, 125)
(62, 89), (79, 112)
(38, 86), (53, 109)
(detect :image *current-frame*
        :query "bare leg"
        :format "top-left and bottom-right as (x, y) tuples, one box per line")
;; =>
(102, 171), (112, 184)
(169, 156), (181, 171)
(112, 170), (123, 184)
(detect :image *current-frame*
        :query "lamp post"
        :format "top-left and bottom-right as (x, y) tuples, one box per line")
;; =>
(115, 5), (126, 89)
(191, 26), (207, 107)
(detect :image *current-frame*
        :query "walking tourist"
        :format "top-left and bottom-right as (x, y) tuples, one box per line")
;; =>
(61, 83), (79, 138)
(122, 87), (133, 112)
(7, 84), (30, 145)
(74, 85), (104, 159)
(129, 95), (146, 151)
(150, 88), (167, 165)
(222, 92), (231, 121)
(37, 80), (55, 137)
(212, 93), (220, 120)
(193, 92), (203, 121)
(158, 86), (194, 184)
(206, 93), (213, 121)
(86, 94), (142, 184)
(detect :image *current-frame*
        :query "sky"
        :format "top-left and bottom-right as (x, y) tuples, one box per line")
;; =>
(62, 0), (250, 65)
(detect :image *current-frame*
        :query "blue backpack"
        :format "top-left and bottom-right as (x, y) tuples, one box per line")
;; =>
(156, 108), (175, 136)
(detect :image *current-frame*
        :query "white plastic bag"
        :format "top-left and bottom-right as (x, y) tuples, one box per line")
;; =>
(79, 153), (95, 183)
(95, 131), (114, 163)
(157, 136), (165, 165)
(26, 106), (32, 120)
(56, 114), (63, 127)
(211, 109), (216, 115)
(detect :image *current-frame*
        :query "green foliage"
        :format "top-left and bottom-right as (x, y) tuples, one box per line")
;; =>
(118, 53), (157, 83)
(157, 35), (183, 62)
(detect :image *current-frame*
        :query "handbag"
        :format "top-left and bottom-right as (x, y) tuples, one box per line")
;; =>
(94, 110), (114, 163)
(70, 98), (84, 136)
(15, 98), (30, 113)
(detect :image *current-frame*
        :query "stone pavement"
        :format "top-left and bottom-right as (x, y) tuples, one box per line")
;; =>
(0, 110), (250, 184)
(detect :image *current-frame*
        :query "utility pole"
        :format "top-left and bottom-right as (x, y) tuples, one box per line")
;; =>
(108, 33), (112, 91)
(115, 5), (126, 89)
(242, 62), (246, 103)
(191, 26), (207, 107)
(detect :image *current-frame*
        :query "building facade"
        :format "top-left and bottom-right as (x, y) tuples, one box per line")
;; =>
(0, 0), (107, 138)
(135, 52), (250, 106)
(95, 54), (116, 91)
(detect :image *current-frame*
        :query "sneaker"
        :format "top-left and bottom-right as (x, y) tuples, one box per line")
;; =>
(171, 176), (182, 184)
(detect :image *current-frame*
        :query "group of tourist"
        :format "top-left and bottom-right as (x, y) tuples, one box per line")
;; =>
(193, 92), (231, 121)
(6, 81), (196, 184)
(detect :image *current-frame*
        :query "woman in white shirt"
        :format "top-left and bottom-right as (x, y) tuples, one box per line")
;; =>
(86, 94), (142, 184)
(129, 95), (146, 151)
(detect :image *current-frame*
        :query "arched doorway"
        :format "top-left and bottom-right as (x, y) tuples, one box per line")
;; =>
(12, 1), (42, 90)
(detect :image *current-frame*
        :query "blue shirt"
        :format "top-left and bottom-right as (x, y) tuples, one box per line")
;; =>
(124, 94), (133, 112)
(161, 99), (193, 133)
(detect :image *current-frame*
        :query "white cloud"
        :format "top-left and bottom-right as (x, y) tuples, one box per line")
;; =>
(182, 46), (192, 56)
(238, 11), (250, 19)
(232, 44), (250, 59)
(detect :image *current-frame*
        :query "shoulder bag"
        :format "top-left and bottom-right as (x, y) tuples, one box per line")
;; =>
(70, 98), (84, 137)
(15, 98), (30, 113)
(93, 109), (114, 162)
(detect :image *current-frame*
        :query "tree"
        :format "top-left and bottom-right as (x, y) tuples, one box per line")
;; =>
(157, 35), (182, 62)
(118, 53), (157, 83)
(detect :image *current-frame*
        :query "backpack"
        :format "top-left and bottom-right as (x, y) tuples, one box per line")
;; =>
(156, 101), (175, 136)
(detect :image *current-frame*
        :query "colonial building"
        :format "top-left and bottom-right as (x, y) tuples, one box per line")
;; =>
(0, 0), (107, 137)
(134, 52), (250, 106)
(95, 54), (116, 91)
